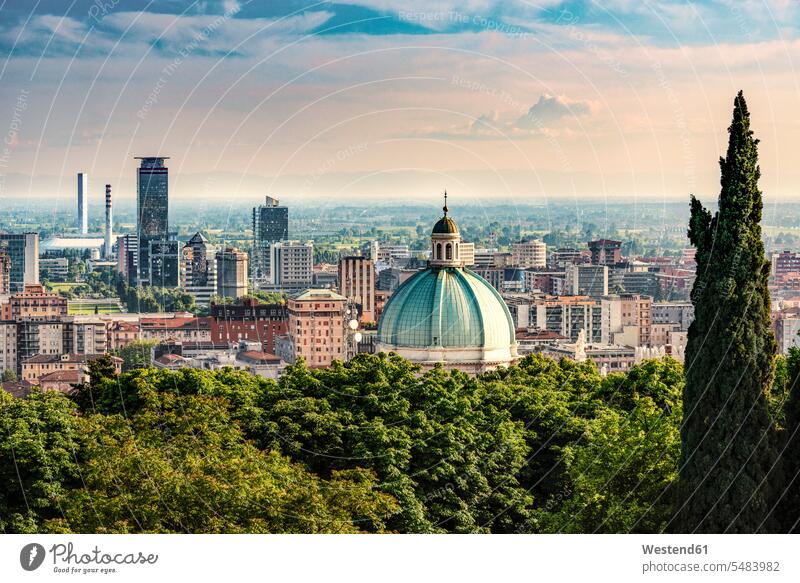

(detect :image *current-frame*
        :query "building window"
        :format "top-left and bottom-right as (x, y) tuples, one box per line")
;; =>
(436, 243), (442, 260)
(446, 244), (452, 260)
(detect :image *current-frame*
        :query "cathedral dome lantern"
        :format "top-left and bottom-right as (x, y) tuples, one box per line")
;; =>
(430, 192), (463, 268)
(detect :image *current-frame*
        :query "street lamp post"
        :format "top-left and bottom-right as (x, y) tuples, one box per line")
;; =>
(345, 304), (360, 360)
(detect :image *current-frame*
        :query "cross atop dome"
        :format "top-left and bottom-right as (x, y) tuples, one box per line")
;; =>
(443, 190), (448, 216)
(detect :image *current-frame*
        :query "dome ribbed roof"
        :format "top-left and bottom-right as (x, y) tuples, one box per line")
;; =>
(377, 267), (515, 348)
(431, 216), (459, 235)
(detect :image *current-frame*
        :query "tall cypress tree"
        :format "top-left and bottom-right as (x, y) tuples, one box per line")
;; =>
(677, 91), (777, 533)
(777, 348), (800, 532)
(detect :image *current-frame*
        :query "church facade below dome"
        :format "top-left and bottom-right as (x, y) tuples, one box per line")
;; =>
(376, 196), (518, 374)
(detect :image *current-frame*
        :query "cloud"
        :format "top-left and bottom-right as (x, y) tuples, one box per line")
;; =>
(404, 93), (596, 141)
(469, 110), (501, 133)
(100, 9), (333, 55)
(0, 6), (335, 58)
(401, 109), (513, 141)
(347, 0), (496, 22)
(0, 14), (96, 54)
(515, 94), (595, 129)
(541, 0), (800, 44)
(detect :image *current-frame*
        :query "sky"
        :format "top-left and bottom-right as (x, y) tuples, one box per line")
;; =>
(0, 0), (798, 211)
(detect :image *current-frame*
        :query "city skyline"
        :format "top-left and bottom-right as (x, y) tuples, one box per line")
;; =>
(5, 0), (800, 558)
(0, 1), (799, 206)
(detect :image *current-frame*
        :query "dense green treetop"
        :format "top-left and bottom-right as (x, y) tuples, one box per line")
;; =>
(2, 352), (689, 534)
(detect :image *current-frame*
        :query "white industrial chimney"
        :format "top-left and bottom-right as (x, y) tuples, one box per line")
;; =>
(77, 172), (88, 234)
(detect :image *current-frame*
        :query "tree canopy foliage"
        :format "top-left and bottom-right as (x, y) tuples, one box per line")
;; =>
(117, 340), (159, 372)
(1, 353), (687, 533)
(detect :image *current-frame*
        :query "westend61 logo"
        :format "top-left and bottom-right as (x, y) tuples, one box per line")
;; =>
(19, 542), (158, 574)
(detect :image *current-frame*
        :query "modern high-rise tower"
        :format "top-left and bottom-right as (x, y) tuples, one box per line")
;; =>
(77, 172), (88, 234)
(181, 232), (217, 306)
(149, 240), (180, 288)
(135, 156), (169, 285)
(252, 196), (288, 282)
(0, 233), (39, 292)
(104, 184), (113, 259)
(116, 234), (138, 283)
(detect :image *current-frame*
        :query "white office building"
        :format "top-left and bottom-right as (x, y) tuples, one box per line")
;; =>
(268, 240), (313, 290)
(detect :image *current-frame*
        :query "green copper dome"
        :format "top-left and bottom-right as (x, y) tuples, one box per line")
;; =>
(377, 267), (516, 349)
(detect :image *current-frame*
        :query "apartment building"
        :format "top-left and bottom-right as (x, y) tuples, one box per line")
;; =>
(286, 289), (347, 368)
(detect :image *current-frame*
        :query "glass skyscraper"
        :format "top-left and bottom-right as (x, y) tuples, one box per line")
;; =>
(0, 232), (39, 292)
(149, 239), (180, 288)
(135, 156), (169, 285)
(252, 195), (288, 282)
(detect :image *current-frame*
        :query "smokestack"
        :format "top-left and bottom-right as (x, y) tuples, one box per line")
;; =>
(104, 184), (113, 258)
(77, 172), (88, 234)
